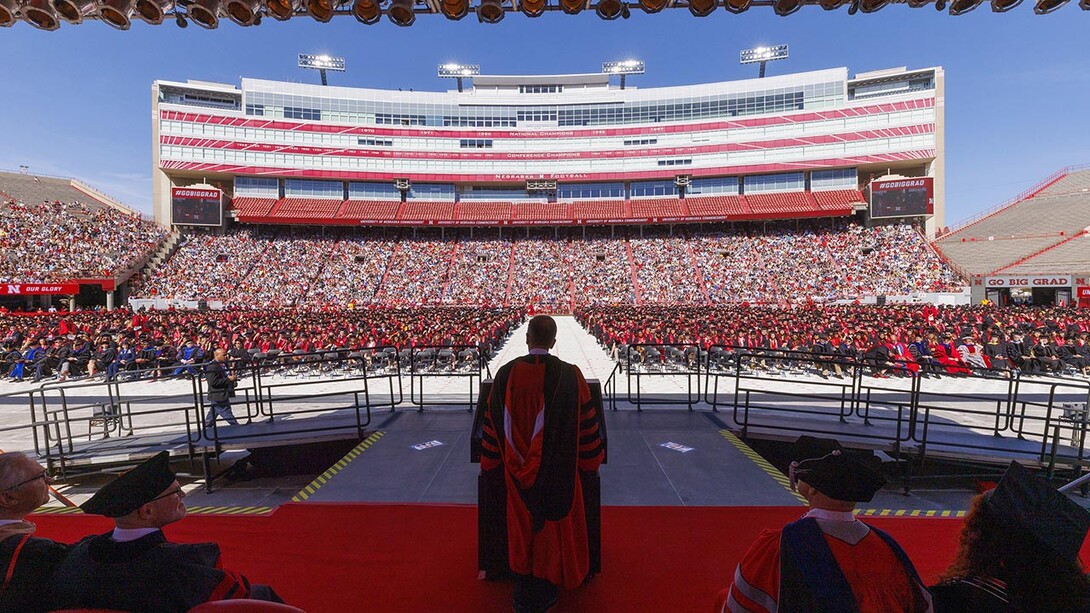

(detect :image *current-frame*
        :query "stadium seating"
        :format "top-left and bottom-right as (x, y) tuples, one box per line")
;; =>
(630, 198), (686, 219)
(935, 183), (1090, 274)
(745, 191), (816, 216)
(271, 198), (342, 219)
(0, 173), (167, 283)
(1034, 167), (1090, 197)
(135, 221), (960, 308)
(683, 195), (750, 218)
(340, 199), (401, 220)
(444, 237), (512, 304)
(572, 200), (628, 220)
(630, 235), (705, 304)
(512, 202), (573, 222)
(400, 201), (454, 221)
(453, 201), (514, 222)
(994, 231), (1090, 275)
(230, 197), (278, 217)
(0, 171), (101, 208)
(812, 189), (866, 211)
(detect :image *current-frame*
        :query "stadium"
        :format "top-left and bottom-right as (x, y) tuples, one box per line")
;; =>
(2, 52), (1090, 612)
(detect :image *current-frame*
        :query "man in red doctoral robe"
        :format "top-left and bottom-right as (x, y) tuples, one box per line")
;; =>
(480, 315), (605, 613)
(722, 436), (933, 613)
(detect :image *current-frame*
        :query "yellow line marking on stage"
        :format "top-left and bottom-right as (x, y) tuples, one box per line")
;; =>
(291, 431), (386, 503)
(31, 505), (272, 516)
(718, 430), (807, 504)
(854, 508), (967, 518)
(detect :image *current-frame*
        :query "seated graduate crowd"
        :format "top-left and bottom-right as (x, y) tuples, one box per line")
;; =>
(577, 303), (1090, 378)
(0, 307), (523, 383)
(0, 198), (167, 283)
(130, 220), (958, 309)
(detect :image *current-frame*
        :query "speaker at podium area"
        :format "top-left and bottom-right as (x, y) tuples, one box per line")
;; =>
(471, 378), (607, 579)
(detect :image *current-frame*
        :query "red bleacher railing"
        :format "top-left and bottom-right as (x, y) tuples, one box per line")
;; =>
(989, 229), (1089, 276)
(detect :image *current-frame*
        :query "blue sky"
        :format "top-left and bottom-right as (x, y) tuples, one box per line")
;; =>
(0, 7), (1088, 226)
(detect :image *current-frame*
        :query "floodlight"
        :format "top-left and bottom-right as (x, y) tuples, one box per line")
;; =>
(299, 54), (345, 71)
(519, 0), (545, 15)
(990, 0), (1022, 10)
(1033, 0), (1067, 11)
(98, 0), (135, 28)
(688, 0), (715, 15)
(440, 0), (468, 18)
(638, 0), (666, 11)
(22, 0), (60, 28)
(1081, 0), (1088, 8)
(352, 0), (379, 21)
(773, 0), (801, 13)
(602, 60), (644, 75)
(558, 0), (582, 14)
(438, 63), (478, 92)
(0, 0), (16, 26)
(740, 45), (789, 63)
(723, 0), (749, 11)
(135, 0), (171, 22)
(174, 11), (186, 24)
(225, 0), (261, 23)
(387, 0), (414, 25)
(187, 0), (221, 27)
(54, 0), (97, 22)
(267, 0), (303, 18)
(307, 0), (341, 20)
(595, 0), (628, 18)
(477, 0), (503, 22)
(948, 0), (981, 12)
(438, 63), (480, 77)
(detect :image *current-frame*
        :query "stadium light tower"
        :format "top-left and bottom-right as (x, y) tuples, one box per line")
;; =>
(438, 63), (480, 92)
(740, 44), (788, 79)
(602, 60), (644, 90)
(299, 54), (345, 86)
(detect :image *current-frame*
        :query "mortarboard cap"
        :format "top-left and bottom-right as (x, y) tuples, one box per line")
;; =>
(790, 436), (886, 503)
(80, 451), (176, 518)
(985, 461), (1090, 563)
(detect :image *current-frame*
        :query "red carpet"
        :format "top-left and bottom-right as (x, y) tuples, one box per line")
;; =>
(30, 504), (992, 612)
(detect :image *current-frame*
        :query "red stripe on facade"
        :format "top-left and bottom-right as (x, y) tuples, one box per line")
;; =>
(159, 98), (935, 141)
(159, 124), (934, 162)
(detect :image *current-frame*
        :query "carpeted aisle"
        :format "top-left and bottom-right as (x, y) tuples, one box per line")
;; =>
(34, 504), (976, 612)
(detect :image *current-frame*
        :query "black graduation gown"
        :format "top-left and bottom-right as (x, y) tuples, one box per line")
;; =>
(51, 530), (276, 613)
(0, 534), (69, 613)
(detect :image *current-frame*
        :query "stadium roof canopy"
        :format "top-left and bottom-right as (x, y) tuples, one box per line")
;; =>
(1, 0), (1084, 31)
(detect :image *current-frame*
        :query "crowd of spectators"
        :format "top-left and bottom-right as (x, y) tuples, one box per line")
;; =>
(0, 306), (523, 383)
(508, 236), (574, 311)
(576, 303), (1090, 378)
(0, 198), (166, 283)
(132, 228), (269, 302)
(303, 235), (397, 307)
(630, 233), (706, 304)
(376, 235), (456, 306)
(694, 222), (960, 304)
(130, 221), (959, 310)
(444, 237), (513, 306)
